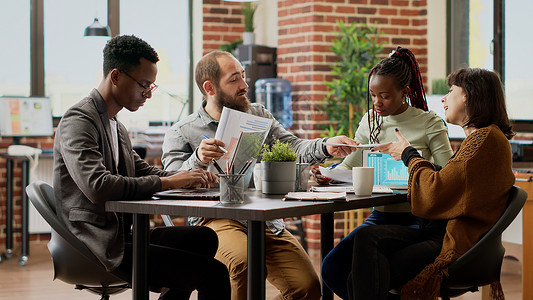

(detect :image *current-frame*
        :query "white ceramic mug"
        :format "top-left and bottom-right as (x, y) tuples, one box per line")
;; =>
(352, 167), (374, 196)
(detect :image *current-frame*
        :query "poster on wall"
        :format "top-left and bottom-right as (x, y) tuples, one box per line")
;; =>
(0, 97), (53, 137)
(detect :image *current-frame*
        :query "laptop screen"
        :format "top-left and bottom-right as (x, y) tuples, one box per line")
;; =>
(362, 150), (409, 188)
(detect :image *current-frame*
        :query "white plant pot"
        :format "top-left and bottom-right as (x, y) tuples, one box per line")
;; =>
(243, 32), (255, 45)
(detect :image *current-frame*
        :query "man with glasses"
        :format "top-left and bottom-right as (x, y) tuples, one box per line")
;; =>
(121, 70), (158, 97)
(53, 35), (230, 299)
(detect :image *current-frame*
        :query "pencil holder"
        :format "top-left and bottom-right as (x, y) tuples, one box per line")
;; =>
(218, 174), (245, 204)
(295, 163), (311, 192)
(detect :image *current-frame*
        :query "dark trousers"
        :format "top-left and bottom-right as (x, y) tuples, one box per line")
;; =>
(321, 210), (419, 299)
(117, 225), (230, 300)
(348, 225), (443, 300)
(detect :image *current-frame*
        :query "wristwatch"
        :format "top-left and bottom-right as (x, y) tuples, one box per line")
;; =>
(322, 138), (333, 158)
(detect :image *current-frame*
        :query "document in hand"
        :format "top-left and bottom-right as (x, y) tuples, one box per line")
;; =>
(213, 107), (273, 185)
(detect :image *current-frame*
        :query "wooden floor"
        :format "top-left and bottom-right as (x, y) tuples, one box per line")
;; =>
(0, 241), (522, 300)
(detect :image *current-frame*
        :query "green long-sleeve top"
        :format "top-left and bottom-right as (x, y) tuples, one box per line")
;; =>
(337, 105), (454, 212)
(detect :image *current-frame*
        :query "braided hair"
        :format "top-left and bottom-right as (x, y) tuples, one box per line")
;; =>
(367, 46), (427, 143)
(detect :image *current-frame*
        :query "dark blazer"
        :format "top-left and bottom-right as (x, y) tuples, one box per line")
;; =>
(53, 89), (173, 271)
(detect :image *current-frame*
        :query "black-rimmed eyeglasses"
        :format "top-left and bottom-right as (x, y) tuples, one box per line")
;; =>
(121, 71), (158, 97)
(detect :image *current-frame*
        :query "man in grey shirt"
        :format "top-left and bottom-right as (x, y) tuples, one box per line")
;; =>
(162, 50), (357, 300)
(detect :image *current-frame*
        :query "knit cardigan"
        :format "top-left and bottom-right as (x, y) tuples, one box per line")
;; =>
(400, 124), (515, 300)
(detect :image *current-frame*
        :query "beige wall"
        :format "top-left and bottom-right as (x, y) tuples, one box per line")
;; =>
(254, 0), (278, 48)
(427, 0), (447, 93)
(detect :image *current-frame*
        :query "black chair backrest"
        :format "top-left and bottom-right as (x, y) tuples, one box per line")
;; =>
(444, 186), (527, 288)
(26, 181), (128, 286)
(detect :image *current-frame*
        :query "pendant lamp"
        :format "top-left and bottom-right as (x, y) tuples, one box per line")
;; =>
(84, 17), (111, 37)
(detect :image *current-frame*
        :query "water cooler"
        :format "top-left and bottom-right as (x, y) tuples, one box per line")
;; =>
(255, 78), (292, 128)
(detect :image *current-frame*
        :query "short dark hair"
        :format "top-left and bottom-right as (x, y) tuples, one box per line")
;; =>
(195, 50), (234, 97)
(447, 68), (514, 139)
(102, 35), (159, 76)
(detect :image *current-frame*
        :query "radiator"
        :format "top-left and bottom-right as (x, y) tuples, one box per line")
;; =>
(29, 157), (53, 233)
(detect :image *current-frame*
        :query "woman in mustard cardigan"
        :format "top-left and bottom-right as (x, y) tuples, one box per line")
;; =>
(348, 68), (516, 300)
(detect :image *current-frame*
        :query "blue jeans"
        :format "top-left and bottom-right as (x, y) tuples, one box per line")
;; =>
(321, 210), (419, 300)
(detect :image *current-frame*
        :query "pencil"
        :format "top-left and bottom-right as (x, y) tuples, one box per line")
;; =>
(212, 159), (226, 175)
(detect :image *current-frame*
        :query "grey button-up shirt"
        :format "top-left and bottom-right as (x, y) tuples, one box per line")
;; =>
(162, 102), (331, 234)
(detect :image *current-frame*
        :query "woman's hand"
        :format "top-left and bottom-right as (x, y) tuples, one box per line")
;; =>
(161, 169), (219, 190)
(372, 128), (411, 161)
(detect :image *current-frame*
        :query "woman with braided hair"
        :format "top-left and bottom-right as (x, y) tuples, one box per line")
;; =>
(321, 46), (453, 299)
(350, 68), (515, 299)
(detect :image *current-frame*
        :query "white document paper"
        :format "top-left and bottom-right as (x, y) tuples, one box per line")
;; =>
(318, 166), (352, 183)
(213, 107), (273, 184)
(323, 142), (386, 148)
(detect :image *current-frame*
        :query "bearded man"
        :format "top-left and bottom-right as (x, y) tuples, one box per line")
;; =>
(161, 50), (356, 300)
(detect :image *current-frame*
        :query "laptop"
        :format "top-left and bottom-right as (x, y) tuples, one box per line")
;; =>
(362, 150), (409, 190)
(153, 188), (220, 200)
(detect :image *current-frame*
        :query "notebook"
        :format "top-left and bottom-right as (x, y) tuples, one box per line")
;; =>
(362, 150), (409, 190)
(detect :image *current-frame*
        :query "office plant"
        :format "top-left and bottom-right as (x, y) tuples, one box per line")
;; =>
(260, 139), (298, 194)
(241, 2), (257, 45)
(324, 20), (384, 138)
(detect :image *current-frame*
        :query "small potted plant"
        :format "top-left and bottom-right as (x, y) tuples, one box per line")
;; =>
(241, 2), (257, 45)
(260, 139), (298, 194)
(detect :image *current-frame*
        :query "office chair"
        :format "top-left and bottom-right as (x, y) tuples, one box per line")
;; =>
(390, 185), (527, 299)
(438, 185), (527, 299)
(26, 181), (130, 300)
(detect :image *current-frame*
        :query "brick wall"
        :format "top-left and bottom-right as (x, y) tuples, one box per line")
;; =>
(202, 0), (246, 55)
(201, 0), (429, 250)
(277, 0), (428, 139)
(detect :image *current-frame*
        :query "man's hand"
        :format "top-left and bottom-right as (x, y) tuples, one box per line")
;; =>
(372, 128), (411, 161)
(325, 136), (359, 158)
(197, 138), (226, 164)
(161, 169), (219, 190)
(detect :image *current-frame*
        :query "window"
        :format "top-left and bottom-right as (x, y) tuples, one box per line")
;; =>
(44, 0), (109, 116)
(468, 0), (493, 69)
(117, 0), (191, 130)
(36, 0), (191, 128)
(505, 1), (533, 121)
(0, 2), (30, 97)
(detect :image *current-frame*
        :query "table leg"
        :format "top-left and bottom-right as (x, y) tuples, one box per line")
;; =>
(248, 220), (265, 300)
(19, 160), (30, 266)
(5, 159), (13, 259)
(321, 212), (334, 300)
(133, 213), (149, 300)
